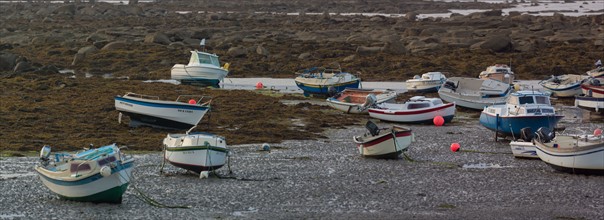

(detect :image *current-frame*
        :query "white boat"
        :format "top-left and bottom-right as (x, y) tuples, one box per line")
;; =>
(171, 49), (229, 86)
(294, 66), (360, 97)
(114, 92), (211, 130)
(34, 144), (134, 203)
(539, 74), (588, 97)
(586, 66), (604, 79)
(533, 128), (604, 175)
(479, 91), (563, 138)
(478, 64), (515, 84)
(368, 96), (456, 124)
(326, 88), (397, 114)
(509, 141), (539, 159)
(163, 131), (228, 174)
(575, 95), (604, 113)
(438, 77), (512, 110)
(580, 79), (604, 98)
(405, 72), (447, 93)
(353, 121), (414, 159)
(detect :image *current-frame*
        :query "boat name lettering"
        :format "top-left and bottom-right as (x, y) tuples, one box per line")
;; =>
(178, 109), (194, 113)
(119, 101), (133, 107)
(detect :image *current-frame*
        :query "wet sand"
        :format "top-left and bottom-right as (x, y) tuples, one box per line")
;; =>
(1, 120), (602, 219)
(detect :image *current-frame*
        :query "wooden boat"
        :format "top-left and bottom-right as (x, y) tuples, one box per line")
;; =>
(163, 132), (228, 174)
(114, 92), (211, 130)
(438, 77), (512, 110)
(34, 144), (134, 203)
(405, 72), (447, 93)
(539, 74), (588, 97)
(478, 64), (515, 84)
(368, 96), (456, 124)
(479, 91), (563, 138)
(533, 128), (604, 175)
(171, 41), (229, 87)
(294, 66), (360, 97)
(326, 88), (397, 114)
(580, 79), (604, 98)
(353, 121), (414, 159)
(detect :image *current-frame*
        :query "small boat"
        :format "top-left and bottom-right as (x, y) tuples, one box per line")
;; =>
(405, 72), (447, 93)
(368, 96), (456, 124)
(162, 132), (228, 174)
(586, 66), (604, 79)
(294, 66), (360, 97)
(114, 92), (211, 130)
(438, 77), (512, 110)
(479, 91), (564, 138)
(171, 42), (229, 86)
(34, 144), (134, 203)
(539, 74), (588, 97)
(533, 127), (604, 175)
(580, 78), (604, 98)
(478, 64), (515, 84)
(575, 95), (604, 113)
(326, 88), (397, 114)
(353, 121), (414, 159)
(509, 141), (539, 159)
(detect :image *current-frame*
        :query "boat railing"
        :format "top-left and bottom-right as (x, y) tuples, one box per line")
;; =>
(176, 95), (213, 106)
(124, 92), (160, 100)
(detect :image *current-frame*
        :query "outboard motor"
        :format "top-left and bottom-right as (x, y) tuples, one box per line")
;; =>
(536, 127), (555, 143)
(365, 120), (380, 136)
(40, 145), (51, 165)
(519, 127), (534, 142)
(327, 86), (337, 97)
(589, 78), (601, 86)
(361, 94), (377, 109)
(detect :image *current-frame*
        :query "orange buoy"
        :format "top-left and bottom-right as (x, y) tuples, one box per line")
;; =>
(433, 115), (445, 126)
(188, 99), (197, 104)
(450, 143), (460, 152)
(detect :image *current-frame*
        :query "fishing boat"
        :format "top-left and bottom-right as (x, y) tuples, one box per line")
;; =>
(34, 144), (134, 203)
(586, 66), (604, 79)
(162, 131), (228, 175)
(294, 66), (360, 97)
(368, 96), (456, 124)
(438, 77), (512, 110)
(580, 78), (604, 98)
(171, 40), (229, 86)
(405, 72), (447, 93)
(575, 95), (604, 113)
(114, 92), (211, 130)
(533, 127), (604, 175)
(326, 88), (397, 114)
(353, 121), (414, 159)
(478, 64), (515, 84)
(479, 91), (563, 138)
(539, 74), (588, 97)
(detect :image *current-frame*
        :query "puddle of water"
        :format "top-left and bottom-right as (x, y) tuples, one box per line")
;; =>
(462, 163), (512, 169)
(220, 78), (407, 94)
(0, 214), (26, 219)
(143, 79), (181, 85)
(0, 173), (36, 180)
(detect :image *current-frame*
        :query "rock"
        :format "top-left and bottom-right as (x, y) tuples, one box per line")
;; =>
(298, 52), (311, 60)
(77, 46), (98, 56)
(119, 5), (143, 16)
(53, 4), (76, 16)
(470, 35), (513, 52)
(144, 32), (171, 45)
(13, 61), (34, 73)
(101, 41), (127, 51)
(356, 46), (382, 55)
(182, 38), (201, 46)
(405, 12), (418, 21)
(71, 53), (85, 66)
(0, 52), (18, 71)
(227, 46), (247, 57)
(86, 33), (113, 43)
(419, 28), (446, 37)
(342, 54), (356, 62)
(382, 41), (407, 55)
(256, 45), (269, 57)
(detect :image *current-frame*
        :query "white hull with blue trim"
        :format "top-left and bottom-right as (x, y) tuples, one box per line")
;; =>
(405, 72), (447, 93)
(35, 144), (134, 203)
(171, 50), (229, 86)
(114, 93), (211, 130)
(163, 132), (228, 174)
(438, 77), (511, 110)
(539, 74), (587, 97)
(534, 135), (604, 175)
(509, 141), (539, 159)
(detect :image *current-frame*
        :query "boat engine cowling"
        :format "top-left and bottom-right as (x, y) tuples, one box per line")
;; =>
(40, 145), (51, 161)
(520, 127), (534, 142)
(536, 127), (555, 143)
(362, 94), (377, 109)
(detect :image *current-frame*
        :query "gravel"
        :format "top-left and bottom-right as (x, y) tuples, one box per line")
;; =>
(1, 119), (603, 219)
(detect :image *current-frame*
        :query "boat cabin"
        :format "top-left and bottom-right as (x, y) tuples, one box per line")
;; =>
(405, 96), (444, 109)
(479, 64), (514, 83)
(486, 91), (555, 116)
(189, 51), (221, 67)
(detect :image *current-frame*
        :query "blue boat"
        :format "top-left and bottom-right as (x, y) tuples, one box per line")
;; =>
(479, 91), (564, 139)
(294, 67), (360, 97)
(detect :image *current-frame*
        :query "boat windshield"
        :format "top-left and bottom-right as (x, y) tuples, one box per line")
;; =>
(535, 96), (550, 105)
(198, 53), (212, 65)
(408, 103), (430, 109)
(210, 56), (221, 67)
(518, 96), (534, 104)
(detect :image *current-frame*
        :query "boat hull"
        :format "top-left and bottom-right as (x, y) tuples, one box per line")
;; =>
(479, 113), (563, 138)
(35, 161), (133, 203)
(542, 83), (582, 97)
(534, 139), (604, 175)
(114, 96), (209, 130)
(171, 64), (228, 86)
(438, 90), (507, 110)
(163, 133), (228, 173)
(326, 90), (397, 114)
(509, 141), (539, 159)
(580, 84), (604, 98)
(353, 126), (413, 159)
(405, 80), (443, 93)
(575, 95), (604, 113)
(368, 103), (456, 124)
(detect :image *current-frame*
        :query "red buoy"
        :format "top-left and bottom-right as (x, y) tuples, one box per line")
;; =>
(256, 82), (263, 89)
(595, 128), (603, 136)
(433, 115), (445, 126)
(188, 99), (197, 104)
(450, 143), (460, 152)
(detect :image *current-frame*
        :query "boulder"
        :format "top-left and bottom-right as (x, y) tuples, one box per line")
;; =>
(405, 12), (418, 21)
(227, 46), (247, 57)
(470, 35), (513, 52)
(71, 53), (85, 66)
(77, 46), (98, 56)
(382, 41), (407, 55)
(256, 45), (269, 57)
(53, 4), (76, 16)
(101, 41), (128, 51)
(13, 61), (34, 73)
(298, 52), (311, 60)
(0, 52), (17, 71)
(342, 54), (356, 62)
(144, 32), (171, 45)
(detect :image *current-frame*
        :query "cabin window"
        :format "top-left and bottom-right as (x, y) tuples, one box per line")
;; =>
(210, 56), (220, 67)
(535, 96), (550, 105)
(422, 75), (431, 80)
(526, 109), (539, 114)
(408, 103), (430, 109)
(541, 109), (554, 113)
(198, 54), (212, 64)
(518, 96), (534, 104)
(97, 156), (116, 166)
(488, 109), (496, 114)
(70, 163), (91, 173)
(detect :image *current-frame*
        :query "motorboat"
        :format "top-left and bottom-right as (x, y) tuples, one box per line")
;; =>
(171, 45), (229, 87)
(353, 121), (414, 159)
(438, 77), (512, 110)
(478, 64), (515, 84)
(533, 127), (604, 175)
(575, 95), (604, 113)
(294, 66), (360, 97)
(114, 92), (211, 130)
(34, 144), (134, 203)
(580, 78), (604, 98)
(539, 74), (588, 97)
(326, 88), (397, 114)
(162, 131), (228, 175)
(479, 91), (563, 138)
(586, 66), (604, 79)
(405, 72), (447, 93)
(368, 96), (456, 124)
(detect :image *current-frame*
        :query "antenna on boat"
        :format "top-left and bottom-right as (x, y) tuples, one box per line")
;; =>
(200, 38), (206, 52)
(186, 125), (197, 135)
